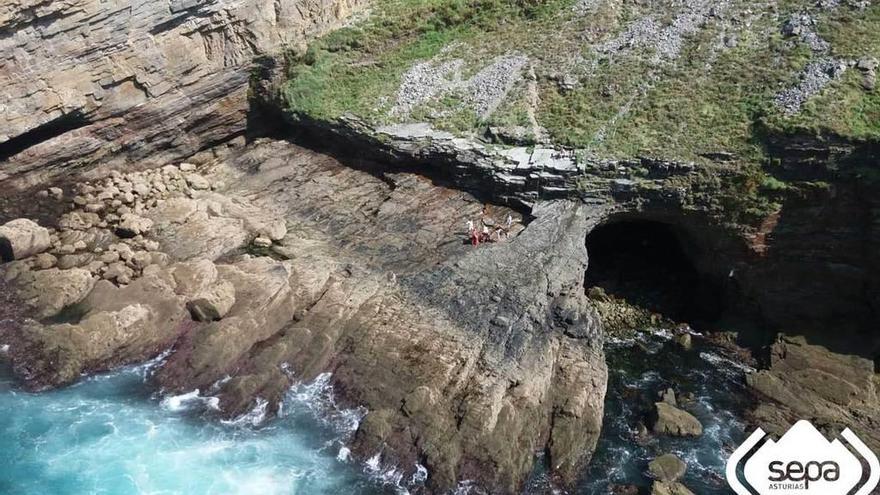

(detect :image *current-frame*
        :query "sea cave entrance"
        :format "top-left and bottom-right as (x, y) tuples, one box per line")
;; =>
(585, 219), (724, 326)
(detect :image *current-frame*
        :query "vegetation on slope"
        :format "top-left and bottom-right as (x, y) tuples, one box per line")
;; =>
(282, 0), (879, 162)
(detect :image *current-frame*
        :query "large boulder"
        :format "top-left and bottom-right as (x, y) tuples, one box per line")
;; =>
(12, 268), (96, 319)
(0, 219), (51, 261)
(648, 454), (687, 482)
(187, 280), (236, 321)
(116, 214), (154, 238)
(652, 402), (703, 437)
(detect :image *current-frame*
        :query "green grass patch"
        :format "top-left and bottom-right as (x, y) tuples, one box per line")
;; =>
(280, 0), (880, 162)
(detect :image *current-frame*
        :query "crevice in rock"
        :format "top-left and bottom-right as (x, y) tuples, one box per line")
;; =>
(149, 7), (211, 35)
(585, 218), (724, 327)
(0, 238), (12, 262)
(0, 111), (90, 162)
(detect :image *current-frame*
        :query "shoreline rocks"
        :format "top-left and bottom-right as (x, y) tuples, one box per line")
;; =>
(648, 454), (687, 482)
(0, 140), (609, 494)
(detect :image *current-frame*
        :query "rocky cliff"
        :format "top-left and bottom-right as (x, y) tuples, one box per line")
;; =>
(1, 0), (879, 493)
(0, 0), (363, 188)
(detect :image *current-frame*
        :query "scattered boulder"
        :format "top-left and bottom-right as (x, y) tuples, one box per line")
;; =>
(187, 280), (236, 321)
(0, 219), (51, 261)
(659, 387), (677, 406)
(129, 251), (154, 270)
(116, 214), (154, 238)
(857, 57), (877, 91)
(652, 481), (695, 495)
(103, 262), (135, 285)
(674, 333), (692, 350)
(610, 484), (640, 495)
(648, 454), (687, 482)
(170, 259), (218, 296)
(252, 236), (272, 248)
(57, 253), (94, 270)
(652, 402), (703, 437)
(59, 211), (100, 231)
(33, 253), (58, 270)
(184, 173), (210, 190)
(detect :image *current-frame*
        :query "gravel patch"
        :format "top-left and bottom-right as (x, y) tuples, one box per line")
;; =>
(392, 59), (463, 116)
(591, 0), (731, 65)
(782, 13), (830, 53)
(774, 58), (847, 115)
(464, 54), (529, 117)
(572, 0), (602, 16)
(392, 53), (528, 119)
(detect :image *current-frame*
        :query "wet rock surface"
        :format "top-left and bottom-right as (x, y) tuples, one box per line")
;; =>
(648, 453), (687, 482)
(0, 139), (607, 494)
(652, 402), (704, 438)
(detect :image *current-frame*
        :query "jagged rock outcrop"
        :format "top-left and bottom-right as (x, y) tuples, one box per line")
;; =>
(0, 0), (365, 188)
(747, 335), (880, 454)
(0, 139), (608, 494)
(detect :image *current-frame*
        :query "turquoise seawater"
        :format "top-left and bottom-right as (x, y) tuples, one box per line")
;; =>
(0, 329), (749, 494)
(0, 359), (392, 495)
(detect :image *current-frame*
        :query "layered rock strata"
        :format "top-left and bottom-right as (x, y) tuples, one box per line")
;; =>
(0, 0), (364, 187)
(0, 139), (608, 493)
(284, 116), (880, 347)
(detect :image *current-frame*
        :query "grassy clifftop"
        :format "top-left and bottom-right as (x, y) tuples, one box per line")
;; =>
(280, 0), (880, 163)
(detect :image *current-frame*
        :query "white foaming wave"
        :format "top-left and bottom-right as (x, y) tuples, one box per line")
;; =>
(208, 375), (232, 393)
(218, 467), (303, 495)
(454, 480), (477, 495)
(135, 348), (174, 381)
(411, 463), (428, 485)
(605, 335), (637, 348)
(361, 452), (428, 495)
(160, 389), (221, 412)
(647, 328), (675, 340)
(279, 372), (422, 491)
(337, 446), (351, 462)
(365, 453), (382, 472)
(283, 372), (366, 435)
(221, 398), (269, 428)
(699, 351), (755, 376)
(626, 370), (662, 389)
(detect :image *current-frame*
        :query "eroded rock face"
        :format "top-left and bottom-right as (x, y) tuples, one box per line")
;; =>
(0, 0), (365, 187)
(0, 140), (609, 494)
(747, 335), (880, 454)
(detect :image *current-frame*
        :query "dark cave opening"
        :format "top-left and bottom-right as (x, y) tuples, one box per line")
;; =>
(0, 239), (12, 263)
(585, 220), (724, 326)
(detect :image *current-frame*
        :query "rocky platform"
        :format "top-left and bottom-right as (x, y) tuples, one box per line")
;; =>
(0, 139), (608, 493)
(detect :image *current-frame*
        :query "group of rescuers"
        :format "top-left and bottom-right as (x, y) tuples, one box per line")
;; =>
(466, 210), (515, 246)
